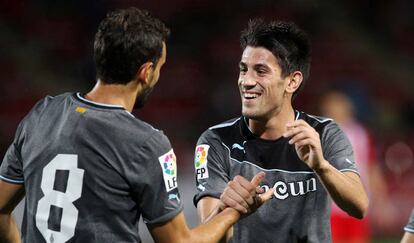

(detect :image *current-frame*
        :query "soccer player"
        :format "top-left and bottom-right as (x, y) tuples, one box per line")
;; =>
(194, 19), (369, 242)
(402, 209), (414, 243)
(0, 8), (273, 243)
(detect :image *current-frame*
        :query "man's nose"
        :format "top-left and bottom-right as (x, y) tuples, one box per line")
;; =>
(240, 78), (256, 87)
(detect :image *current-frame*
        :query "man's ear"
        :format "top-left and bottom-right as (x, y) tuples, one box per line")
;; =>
(136, 62), (154, 85)
(286, 71), (303, 94)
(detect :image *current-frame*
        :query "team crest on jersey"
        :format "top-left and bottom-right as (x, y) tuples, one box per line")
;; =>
(195, 145), (209, 180)
(158, 149), (178, 192)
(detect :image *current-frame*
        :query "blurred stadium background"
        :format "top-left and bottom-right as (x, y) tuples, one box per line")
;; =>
(1, 0), (413, 242)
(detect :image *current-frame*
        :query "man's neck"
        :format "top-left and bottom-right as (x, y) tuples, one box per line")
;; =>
(85, 79), (140, 112)
(248, 105), (296, 140)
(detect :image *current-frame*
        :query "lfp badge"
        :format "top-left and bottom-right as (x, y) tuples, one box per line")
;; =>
(158, 149), (177, 192)
(195, 145), (209, 180)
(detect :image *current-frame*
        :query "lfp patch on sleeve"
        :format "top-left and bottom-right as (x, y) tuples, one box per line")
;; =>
(158, 149), (178, 192)
(195, 145), (209, 180)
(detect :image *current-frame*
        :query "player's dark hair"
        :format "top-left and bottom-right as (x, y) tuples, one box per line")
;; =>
(94, 7), (170, 84)
(240, 19), (311, 99)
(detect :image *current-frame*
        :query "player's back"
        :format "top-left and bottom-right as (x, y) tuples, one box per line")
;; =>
(6, 92), (174, 243)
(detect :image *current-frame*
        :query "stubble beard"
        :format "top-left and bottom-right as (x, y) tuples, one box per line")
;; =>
(134, 85), (154, 109)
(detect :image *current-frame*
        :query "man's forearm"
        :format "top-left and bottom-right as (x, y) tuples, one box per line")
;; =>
(200, 202), (224, 224)
(190, 207), (239, 243)
(200, 205), (234, 243)
(197, 198), (234, 243)
(0, 214), (21, 243)
(314, 161), (369, 219)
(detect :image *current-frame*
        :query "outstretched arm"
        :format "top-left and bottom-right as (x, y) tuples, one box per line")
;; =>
(152, 172), (273, 243)
(150, 208), (238, 243)
(284, 119), (368, 219)
(0, 180), (25, 243)
(197, 197), (233, 243)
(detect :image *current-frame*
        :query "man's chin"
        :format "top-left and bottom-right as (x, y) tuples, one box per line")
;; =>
(242, 109), (267, 121)
(242, 109), (257, 119)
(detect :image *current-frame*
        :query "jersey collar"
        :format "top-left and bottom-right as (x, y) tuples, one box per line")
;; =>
(73, 92), (126, 110)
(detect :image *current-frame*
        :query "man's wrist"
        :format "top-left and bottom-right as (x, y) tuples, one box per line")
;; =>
(220, 207), (241, 221)
(312, 160), (330, 174)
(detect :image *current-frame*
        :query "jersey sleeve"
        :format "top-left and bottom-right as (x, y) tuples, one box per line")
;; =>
(193, 129), (230, 206)
(321, 122), (359, 174)
(126, 131), (183, 225)
(0, 96), (52, 184)
(0, 122), (25, 184)
(405, 209), (414, 233)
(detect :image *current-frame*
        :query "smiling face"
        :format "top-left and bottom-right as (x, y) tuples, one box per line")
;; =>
(238, 46), (292, 121)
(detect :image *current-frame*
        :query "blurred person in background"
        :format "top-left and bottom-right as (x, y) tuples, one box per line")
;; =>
(0, 7), (273, 243)
(193, 19), (369, 243)
(401, 209), (414, 243)
(320, 89), (394, 243)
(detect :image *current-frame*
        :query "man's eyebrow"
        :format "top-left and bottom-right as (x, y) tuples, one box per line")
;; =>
(253, 63), (271, 69)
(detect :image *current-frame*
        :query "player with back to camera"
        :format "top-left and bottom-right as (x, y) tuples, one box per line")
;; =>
(0, 7), (273, 243)
(193, 19), (369, 242)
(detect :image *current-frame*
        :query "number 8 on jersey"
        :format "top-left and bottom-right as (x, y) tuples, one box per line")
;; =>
(36, 154), (85, 243)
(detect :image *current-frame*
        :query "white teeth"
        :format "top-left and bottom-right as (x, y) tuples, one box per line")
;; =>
(244, 93), (259, 99)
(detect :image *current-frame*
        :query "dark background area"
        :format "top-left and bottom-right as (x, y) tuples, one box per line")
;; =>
(1, 0), (413, 242)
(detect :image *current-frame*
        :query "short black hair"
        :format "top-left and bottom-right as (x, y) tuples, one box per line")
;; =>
(240, 19), (311, 99)
(94, 7), (170, 84)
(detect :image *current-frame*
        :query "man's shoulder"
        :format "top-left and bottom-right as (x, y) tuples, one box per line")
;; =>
(298, 111), (340, 133)
(299, 111), (333, 126)
(18, 92), (72, 125)
(113, 115), (170, 151)
(201, 117), (241, 136)
(197, 117), (242, 146)
(32, 92), (73, 109)
(207, 117), (241, 131)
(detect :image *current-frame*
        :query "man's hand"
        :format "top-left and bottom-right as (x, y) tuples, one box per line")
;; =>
(283, 119), (369, 218)
(219, 172), (274, 215)
(283, 119), (329, 171)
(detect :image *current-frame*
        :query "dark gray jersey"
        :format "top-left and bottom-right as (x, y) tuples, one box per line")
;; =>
(193, 111), (358, 243)
(405, 209), (414, 233)
(0, 92), (183, 243)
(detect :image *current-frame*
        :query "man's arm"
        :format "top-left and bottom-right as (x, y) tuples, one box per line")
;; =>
(150, 208), (238, 243)
(0, 180), (25, 243)
(402, 232), (414, 243)
(197, 197), (233, 243)
(402, 210), (414, 243)
(151, 172), (273, 243)
(284, 119), (368, 219)
(312, 165), (368, 218)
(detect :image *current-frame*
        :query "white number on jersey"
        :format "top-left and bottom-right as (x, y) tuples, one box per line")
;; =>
(35, 154), (85, 243)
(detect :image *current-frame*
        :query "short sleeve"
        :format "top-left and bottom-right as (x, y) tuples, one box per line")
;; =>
(193, 129), (230, 206)
(405, 209), (414, 233)
(127, 131), (183, 225)
(321, 122), (359, 174)
(0, 123), (24, 184)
